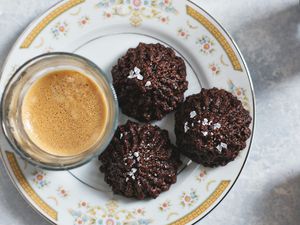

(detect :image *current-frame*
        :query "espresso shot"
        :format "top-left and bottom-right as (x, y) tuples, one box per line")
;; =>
(1, 53), (118, 169)
(22, 70), (108, 156)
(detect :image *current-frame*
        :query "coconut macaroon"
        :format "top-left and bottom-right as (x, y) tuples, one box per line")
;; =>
(99, 120), (181, 199)
(175, 88), (252, 167)
(111, 42), (188, 122)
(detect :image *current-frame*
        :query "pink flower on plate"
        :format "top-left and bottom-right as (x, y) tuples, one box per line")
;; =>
(159, 16), (169, 24)
(51, 21), (69, 39)
(78, 16), (90, 27)
(227, 79), (250, 110)
(196, 168), (207, 182)
(103, 11), (113, 19)
(105, 218), (115, 225)
(209, 63), (220, 75)
(180, 189), (198, 207)
(162, 0), (171, 7)
(196, 35), (215, 54)
(75, 217), (85, 225)
(134, 208), (145, 216)
(32, 170), (49, 189)
(177, 28), (189, 39)
(57, 186), (69, 198)
(133, 0), (142, 7)
(159, 200), (171, 212)
(78, 200), (89, 208)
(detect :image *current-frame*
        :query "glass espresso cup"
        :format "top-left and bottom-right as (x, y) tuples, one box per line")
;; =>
(1, 52), (118, 170)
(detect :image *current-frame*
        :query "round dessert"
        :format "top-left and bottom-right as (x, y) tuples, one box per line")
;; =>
(112, 42), (188, 122)
(175, 88), (252, 167)
(99, 120), (181, 199)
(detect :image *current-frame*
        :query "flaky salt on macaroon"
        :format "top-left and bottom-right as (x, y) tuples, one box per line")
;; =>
(112, 42), (188, 122)
(99, 120), (181, 199)
(175, 88), (252, 167)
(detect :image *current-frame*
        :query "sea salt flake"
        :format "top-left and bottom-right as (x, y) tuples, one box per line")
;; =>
(191, 123), (194, 127)
(202, 131), (208, 136)
(120, 133), (123, 139)
(128, 66), (143, 80)
(136, 74), (144, 80)
(127, 168), (138, 179)
(190, 111), (197, 118)
(184, 122), (189, 133)
(220, 142), (227, 149)
(216, 144), (222, 153)
(127, 70), (135, 79)
(213, 123), (221, 130)
(133, 152), (139, 157)
(216, 142), (227, 153)
(145, 81), (151, 87)
(208, 120), (213, 125)
(134, 67), (140, 74)
(126, 177), (129, 182)
(202, 118), (209, 126)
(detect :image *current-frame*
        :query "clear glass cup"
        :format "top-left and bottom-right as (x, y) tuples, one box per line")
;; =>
(1, 52), (118, 170)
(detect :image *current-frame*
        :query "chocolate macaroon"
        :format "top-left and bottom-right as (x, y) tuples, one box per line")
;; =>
(175, 88), (252, 167)
(112, 42), (188, 122)
(99, 120), (181, 199)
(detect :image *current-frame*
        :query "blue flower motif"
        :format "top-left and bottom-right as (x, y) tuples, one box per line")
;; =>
(190, 191), (198, 199)
(138, 219), (152, 225)
(82, 215), (89, 222)
(97, 218), (103, 225)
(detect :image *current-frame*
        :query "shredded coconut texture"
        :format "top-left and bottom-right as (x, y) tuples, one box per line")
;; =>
(112, 43), (188, 122)
(99, 120), (181, 199)
(175, 88), (252, 167)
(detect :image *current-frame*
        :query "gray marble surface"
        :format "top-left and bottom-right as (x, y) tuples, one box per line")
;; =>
(0, 0), (299, 224)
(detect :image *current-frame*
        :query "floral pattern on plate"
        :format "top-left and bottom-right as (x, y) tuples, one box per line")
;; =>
(196, 168), (207, 182)
(57, 186), (70, 198)
(209, 63), (221, 75)
(32, 170), (50, 189)
(196, 35), (215, 54)
(159, 200), (171, 212)
(69, 200), (152, 225)
(51, 21), (69, 39)
(177, 28), (190, 39)
(180, 189), (199, 207)
(228, 79), (250, 110)
(78, 16), (90, 27)
(95, 0), (178, 26)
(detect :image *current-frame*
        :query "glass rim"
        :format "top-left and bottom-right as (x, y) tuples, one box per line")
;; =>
(1, 52), (119, 170)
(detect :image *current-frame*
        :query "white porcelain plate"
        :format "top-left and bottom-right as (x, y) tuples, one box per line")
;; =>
(0, 0), (255, 224)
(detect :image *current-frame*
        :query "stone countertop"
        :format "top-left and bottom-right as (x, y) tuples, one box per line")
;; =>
(0, 0), (299, 224)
